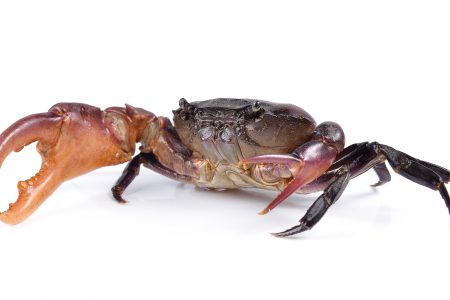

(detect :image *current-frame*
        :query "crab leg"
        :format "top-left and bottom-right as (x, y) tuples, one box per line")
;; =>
(273, 142), (450, 237)
(378, 143), (450, 212)
(111, 114), (213, 203)
(273, 168), (350, 237)
(299, 142), (389, 193)
(304, 142), (450, 207)
(111, 152), (192, 204)
(371, 162), (391, 187)
(0, 103), (155, 224)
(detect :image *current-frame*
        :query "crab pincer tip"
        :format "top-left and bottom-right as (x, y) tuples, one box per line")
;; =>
(258, 207), (270, 215)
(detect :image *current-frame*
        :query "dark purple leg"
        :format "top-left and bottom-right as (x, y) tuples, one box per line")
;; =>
(273, 142), (388, 236)
(111, 154), (142, 204)
(371, 162), (391, 187)
(111, 116), (208, 204)
(378, 144), (450, 212)
(111, 152), (191, 204)
(301, 142), (387, 193)
(334, 142), (450, 210)
(274, 142), (450, 237)
(273, 167), (350, 237)
(330, 142), (450, 193)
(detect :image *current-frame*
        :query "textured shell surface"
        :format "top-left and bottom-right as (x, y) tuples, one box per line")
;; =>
(173, 98), (317, 164)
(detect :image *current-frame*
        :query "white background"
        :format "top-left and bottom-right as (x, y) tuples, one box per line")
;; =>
(1, 1), (449, 299)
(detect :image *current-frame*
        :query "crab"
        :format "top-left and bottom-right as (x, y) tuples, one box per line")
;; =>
(0, 98), (449, 236)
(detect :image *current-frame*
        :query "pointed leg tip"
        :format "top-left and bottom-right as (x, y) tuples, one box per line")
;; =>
(271, 231), (291, 238)
(271, 223), (310, 237)
(112, 188), (129, 204)
(117, 199), (129, 205)
(371, 181), (387, 188)
(113, 195), (129, 204)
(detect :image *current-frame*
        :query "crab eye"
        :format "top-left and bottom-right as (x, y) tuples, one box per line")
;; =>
(176, 98), (192, 120)
(252, 101), (261, 112)
(179, 98), (189, 110)
(245, 101), (265, 119)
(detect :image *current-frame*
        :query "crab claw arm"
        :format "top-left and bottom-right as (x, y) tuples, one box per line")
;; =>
(0, 112), (63, 167)
(239, 142), (338, 215)
(0, 112), (64, 224)
(240, 121), (345, 215)
(0, 103), (155, 224)
(256, 141), (338, 215)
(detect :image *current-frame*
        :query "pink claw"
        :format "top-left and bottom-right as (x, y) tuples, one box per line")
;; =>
(242, 141), (339, 215)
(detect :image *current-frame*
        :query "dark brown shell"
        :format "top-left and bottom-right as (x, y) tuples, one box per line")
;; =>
(173, 98), (316, 162)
